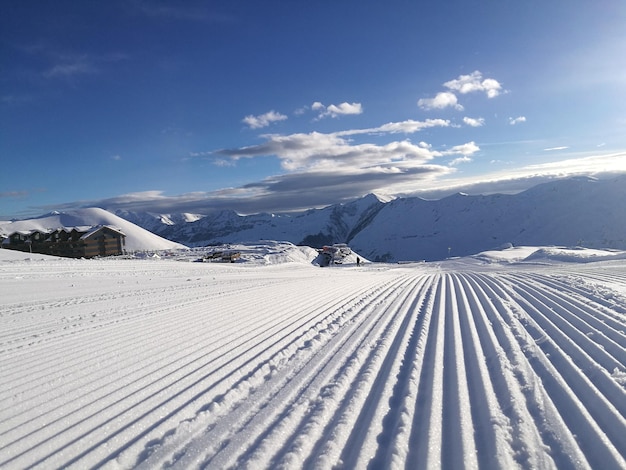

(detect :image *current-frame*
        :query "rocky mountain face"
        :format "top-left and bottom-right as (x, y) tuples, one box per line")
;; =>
(114, 193), (389, 248)
(112, 175), (626, 262)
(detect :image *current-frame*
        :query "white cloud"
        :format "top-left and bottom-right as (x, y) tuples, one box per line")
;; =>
(219, 131), (442, 172)
(242, 110), (288, 129)
(41, 51), (128, 80)
(544, 146), (569, 151)
(509, 116), (526, 125)
(209, 118), (451, 176)
(443, 141), (480, 157)
(337, 118), (450, 136)
(61, 152), (626, 216)
(313, 101), (363, 119)
(44, 60), (97, 78)
(133, 3), (223, 22)
(327, 102), (363, 117)
(449, 156), (473, 166)
(213, 158), (236, 167)
(418, 71), (503, 112)
(418, 92), (463, 111)
(216, 125), (482, 188)
(294, 106), (308, 115)
(106, 190), (167, 202)
(463, 116), (485, 127)
(522, 152), (626, 174)
(408, 152), (626, 200)
(444, 71), (503, 98)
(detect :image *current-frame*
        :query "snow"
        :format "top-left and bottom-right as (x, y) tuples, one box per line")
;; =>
(1, 244), (626, 469)
(0, 208), (187, 252)
(472, 245), (626, 264)
(5, 177), (626, 263)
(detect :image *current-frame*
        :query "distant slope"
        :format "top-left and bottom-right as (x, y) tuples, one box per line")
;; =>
(113, 193), (389, 248)
(113, 210), (204, 233)
(0, 208), (187, 252)
(7, 176), (624, 261)
(110, 176), (626, 262)
(352, 175), (626, 261)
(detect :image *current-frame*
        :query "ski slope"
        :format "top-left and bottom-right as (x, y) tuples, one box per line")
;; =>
(1, 246), (626, 469)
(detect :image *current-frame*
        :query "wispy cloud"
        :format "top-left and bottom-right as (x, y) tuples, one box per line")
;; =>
(131, 1), (231, 23)
(336, 118), (450, 136)
(449, 156), (473, 166)
(43, 57), (97, 79)
(38, 50), (129, 81)
(242, 110), (288, 129)
(212, 158), (236, 167)
(523, 152), (626, 174)
(1, 94), (33, 105)
(0, 190), (30, 199)
(407, 152), (626, 200)
(543, 146), (569, 151)
(509, 116), (526, 125)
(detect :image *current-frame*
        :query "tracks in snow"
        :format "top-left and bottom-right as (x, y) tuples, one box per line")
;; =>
(1, 261), (625, 469)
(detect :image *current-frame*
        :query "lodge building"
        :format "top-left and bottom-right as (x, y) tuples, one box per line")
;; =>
(1, 225), (126, 258)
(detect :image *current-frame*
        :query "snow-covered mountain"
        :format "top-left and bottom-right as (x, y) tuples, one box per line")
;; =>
(4, 176), (625, 261)
(108, 176), (626, 261)
(113, 210), (204, 233)
(0, 207), (187, 252)
(352, 175), (626, 261)
(113, 193), (390, 249)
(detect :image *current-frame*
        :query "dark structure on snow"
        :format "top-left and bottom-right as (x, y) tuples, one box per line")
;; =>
(1, 225), (126, 258)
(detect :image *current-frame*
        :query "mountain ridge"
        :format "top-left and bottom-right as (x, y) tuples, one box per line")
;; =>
(112, 175), (626, 261)
(3, 176), (625, 261)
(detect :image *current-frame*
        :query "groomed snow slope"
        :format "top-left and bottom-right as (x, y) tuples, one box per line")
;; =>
(1, 246), (626, 469)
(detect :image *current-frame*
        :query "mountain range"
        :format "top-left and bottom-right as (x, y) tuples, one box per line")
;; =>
(114, 175), (626, 261)
(2, 175), (624, 261)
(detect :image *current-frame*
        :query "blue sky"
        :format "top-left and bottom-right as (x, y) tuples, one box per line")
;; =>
(2, 1), (625, 219)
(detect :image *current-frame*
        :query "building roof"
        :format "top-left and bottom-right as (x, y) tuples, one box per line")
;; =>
(4, 225), (125, 240)
(80, 225), (126, 240)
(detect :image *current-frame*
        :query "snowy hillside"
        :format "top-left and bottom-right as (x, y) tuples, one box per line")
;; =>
(114, 192), (390, 248)
(113, 210), (204, 232)
(2, 246), (626, 468)
(353, 175), (626, 261)
(110, 175), (626, 261)
(3, 176), (625, 260)
(0, 207), (187, 252)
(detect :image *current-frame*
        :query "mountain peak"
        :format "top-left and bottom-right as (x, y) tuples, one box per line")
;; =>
(27, 176), (624, 262)
(362, 192), (395, 204)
